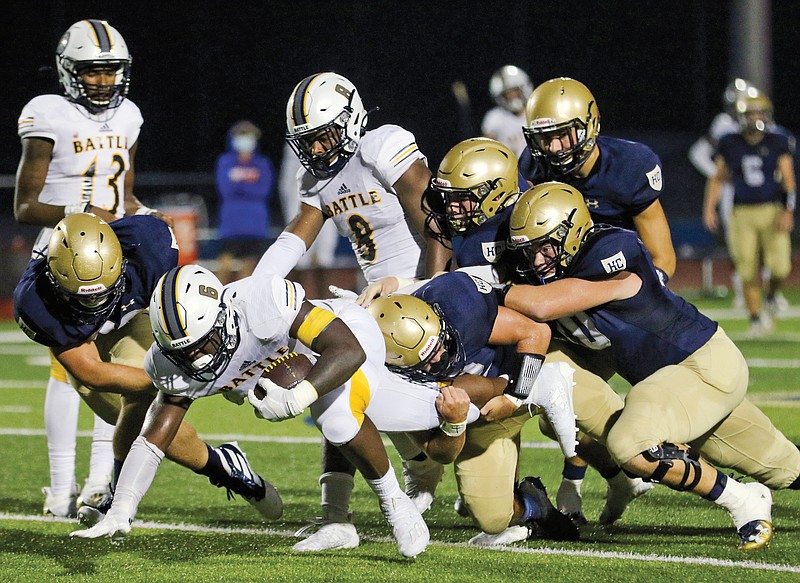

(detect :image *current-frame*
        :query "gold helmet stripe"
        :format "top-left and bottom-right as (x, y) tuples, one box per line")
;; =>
(291, 73), (323, 127)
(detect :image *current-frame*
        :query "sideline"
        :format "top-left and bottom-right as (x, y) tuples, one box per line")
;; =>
(0, 512), (798, 574)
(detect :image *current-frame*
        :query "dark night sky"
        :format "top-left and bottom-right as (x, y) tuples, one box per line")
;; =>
(1, 1), (798, 218)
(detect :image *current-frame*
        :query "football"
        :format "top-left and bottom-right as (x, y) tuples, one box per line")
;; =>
(253, 352), (314, 398)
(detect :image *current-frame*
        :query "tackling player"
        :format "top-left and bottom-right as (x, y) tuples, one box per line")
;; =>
(503, 182), (800, 550)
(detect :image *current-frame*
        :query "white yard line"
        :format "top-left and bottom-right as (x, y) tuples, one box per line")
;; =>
(0, 512), (797, 573)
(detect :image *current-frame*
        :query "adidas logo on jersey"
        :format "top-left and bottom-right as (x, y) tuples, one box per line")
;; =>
(337, 183), (350, 195)
(239, 360), (256, 372)
(99, 123), (112, 132)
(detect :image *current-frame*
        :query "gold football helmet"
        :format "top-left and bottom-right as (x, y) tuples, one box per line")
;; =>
(523, 77), (600, 176)
(424, 137), (520, 243)
(508, 182), (594, 282)
(735, 91), (773, 134)
(366, 294), (464, 381)
(46, 213), (126, 322)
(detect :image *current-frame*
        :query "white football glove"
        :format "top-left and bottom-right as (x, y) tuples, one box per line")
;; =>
(70, 513), (132, 542)
(248, 378), (305, 422)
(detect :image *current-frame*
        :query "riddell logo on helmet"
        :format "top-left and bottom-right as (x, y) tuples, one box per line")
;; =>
(510, 235), (529, 244)
(432, 177), (452, 188)
(418, 336), (439, 361)
(78, 284), (106, 294)
(530, 118), (556, 128)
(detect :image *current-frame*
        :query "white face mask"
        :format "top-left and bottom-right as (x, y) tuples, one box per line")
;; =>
(232, 134), (257, 154)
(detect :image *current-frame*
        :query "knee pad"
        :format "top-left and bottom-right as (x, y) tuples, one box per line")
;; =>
(642, 443), (703, 491)
(319, 415), (361, 447)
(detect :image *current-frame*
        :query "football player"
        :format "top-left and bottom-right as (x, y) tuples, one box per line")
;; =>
(365, 275), (583, 546)
(14, 214), (278, 528)
(14, 19), (170, 517)
(71, 264), (435, 558)
(703, 91), (797, 337)
(503, 182), (800, 550)
(259, 71), (452, 548)
(520, 77), (675, 282)
(481, 65), (534, 156)
(689, 78), (757, 309)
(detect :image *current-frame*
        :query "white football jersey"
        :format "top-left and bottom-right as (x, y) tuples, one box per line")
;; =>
(297, 124), (426, 283)
(18, 95), (143, 214)
(481, 106), (527, 156)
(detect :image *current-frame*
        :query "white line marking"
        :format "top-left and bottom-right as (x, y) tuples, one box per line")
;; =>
(747, 358), (800, 368)
(0, 381), (48, 389)
(0, 406), (32, 413)
(0, 513), (796, 573)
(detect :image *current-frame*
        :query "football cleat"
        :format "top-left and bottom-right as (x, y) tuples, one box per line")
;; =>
(468, 525), (530, 547)
(726, 481), (773, 550)
(737, 519), (773, 551)
(292, 519), (360, 551)
(211, 442), (283, 520)
(42, 483), (80, 518)
(556, 478), (588, 527)
(380, 493), (430, 558)
(77, 477), (113, 510)
(598, 474), (654, 525)
(402, 456), (445, 514)
(77, 486), (114, 528)
(517, 476), (579, 541)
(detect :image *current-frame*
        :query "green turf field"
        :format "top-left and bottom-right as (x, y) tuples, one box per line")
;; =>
(1, 291), (799, 582)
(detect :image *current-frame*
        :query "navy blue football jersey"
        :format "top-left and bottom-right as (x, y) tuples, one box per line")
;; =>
(716, 128), (796, 205)
(519, 136), (663, 229)
(412, 271), (514, 377)
(14, 215), (178, 347)
(453, 206), (515, 269)
(542, 226), (717, 384)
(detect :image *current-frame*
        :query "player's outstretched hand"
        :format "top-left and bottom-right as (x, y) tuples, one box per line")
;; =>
(480, 394), (520, 423)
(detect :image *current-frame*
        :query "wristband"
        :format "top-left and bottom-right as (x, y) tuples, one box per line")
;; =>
(439, 418), (468, 437)
(65, 202), (91, 216)
(135, 206), (157, 215)
(504, 353), (545, 400)
(290, 379), (319, 410)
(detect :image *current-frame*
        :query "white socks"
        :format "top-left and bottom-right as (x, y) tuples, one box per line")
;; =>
(44, 377), (79, 495)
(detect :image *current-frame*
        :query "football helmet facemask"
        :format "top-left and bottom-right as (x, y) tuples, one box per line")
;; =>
(489, 65), (534, 114)
(736, 91), (773, 135)
(508, 182), (594, 283)
(424, 138), (520, 245)
(523, 77), (600, 176)
(45, 213), (127, 324)
(55, 19), (132, 114)
(150, 266), (240, 382)
(285, 72), (368, 180)
(367, 295), (465, 383)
